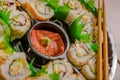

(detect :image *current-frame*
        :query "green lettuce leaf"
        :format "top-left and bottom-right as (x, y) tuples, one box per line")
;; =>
(80, 34), (90, 43)
(45, 0), (59, 9)
(91, 43), (98, 52)
(0, 17), (14, 54)
(29, 58), (48, 77)
(49, 72), (60, 80)
(29, 58), (36, 77)
(0, 9), (11, 27)
(69, 15), (85, 42)
(54, 4), (70, 21)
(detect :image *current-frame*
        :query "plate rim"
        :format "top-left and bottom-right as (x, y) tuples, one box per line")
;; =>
(107, 26), (117, 80)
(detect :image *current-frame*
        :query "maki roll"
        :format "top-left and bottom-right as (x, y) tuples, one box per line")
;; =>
(0, 0), (16, 11)
(67, 40), (95, 68)
(68, 0), (83, 12)
(0, 52), (31, 80)
(81, 56), (97, 79)
(52, 59), (73, 79)
(45, 59), (73, 80)
(82, 12), (97, 27)
(17, 0), (54, 20)
(65, 10), (87, 25)
(64, 0), (87, 25)
(10, 10), (31, 41)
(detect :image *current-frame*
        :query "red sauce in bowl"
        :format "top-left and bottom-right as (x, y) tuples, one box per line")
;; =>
(30, 30), (65, 56)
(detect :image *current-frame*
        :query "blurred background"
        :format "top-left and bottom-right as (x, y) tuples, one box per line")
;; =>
(106, 0), (120, 79)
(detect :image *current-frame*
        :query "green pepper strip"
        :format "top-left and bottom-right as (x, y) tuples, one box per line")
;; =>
(45, 0), (70, 21)
(69, 15), (85, 42)
(54, 4), (70, 21)
(90, 43), (98, 52)
(79, 0), (98, 17)
(80, 34), (90, 43)
(45, 0), (59, 9)
(0, 12), (14, 54)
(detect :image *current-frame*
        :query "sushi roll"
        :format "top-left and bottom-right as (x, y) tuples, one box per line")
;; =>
(67, 40), (95, 68)
(68, 0), (83, 12)
(65, 10), (88, 25)
(0, 52), (31, 80)
(0, 0), (16, 11)
(81, 56), (97, 80)
(17, 0), (54, 20)
(52, 59), (73, 79)
(82, 12), (97, 26)
(64, 0), (88, 25)
(10, 10), (31, 41)
(45, 59), (73, 80)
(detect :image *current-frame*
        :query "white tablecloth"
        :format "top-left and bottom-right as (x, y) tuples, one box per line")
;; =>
(106, 0), (120, 80)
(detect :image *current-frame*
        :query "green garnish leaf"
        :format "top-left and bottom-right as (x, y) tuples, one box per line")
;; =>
(29, 58), (47, 77)
(29, 58), (36, 77)
(87, 0), (95, 10)
(80, 34), (90, 43)
(69, 15), (86, 42)
(0, 9), (11, 27)
(91, 43), (98, 52)
(0, 17), (14, 54)
(54, 4), (70, 21)
(49, 72), (60, 80)
(45, 0), (70, 21)
(4, 38), (15, 53)
(36, 66), (48, 75)
(45, 0), (59, 9)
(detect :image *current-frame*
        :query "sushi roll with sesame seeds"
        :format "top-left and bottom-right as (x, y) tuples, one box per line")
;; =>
(10, 10), (31, 41)
(0, 52), (31, 80)
(64, 0), (88, 25)
(17, 0), (54, 21)
(81, 56), (97, 79)
(67, 40), (96, 68)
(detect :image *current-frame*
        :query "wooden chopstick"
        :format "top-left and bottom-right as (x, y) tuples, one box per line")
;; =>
(97, 0), (103, 80)
(102, 0), (109, 80)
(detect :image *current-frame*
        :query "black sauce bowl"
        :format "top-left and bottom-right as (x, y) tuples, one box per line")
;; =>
(27, 21), (70, 65)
